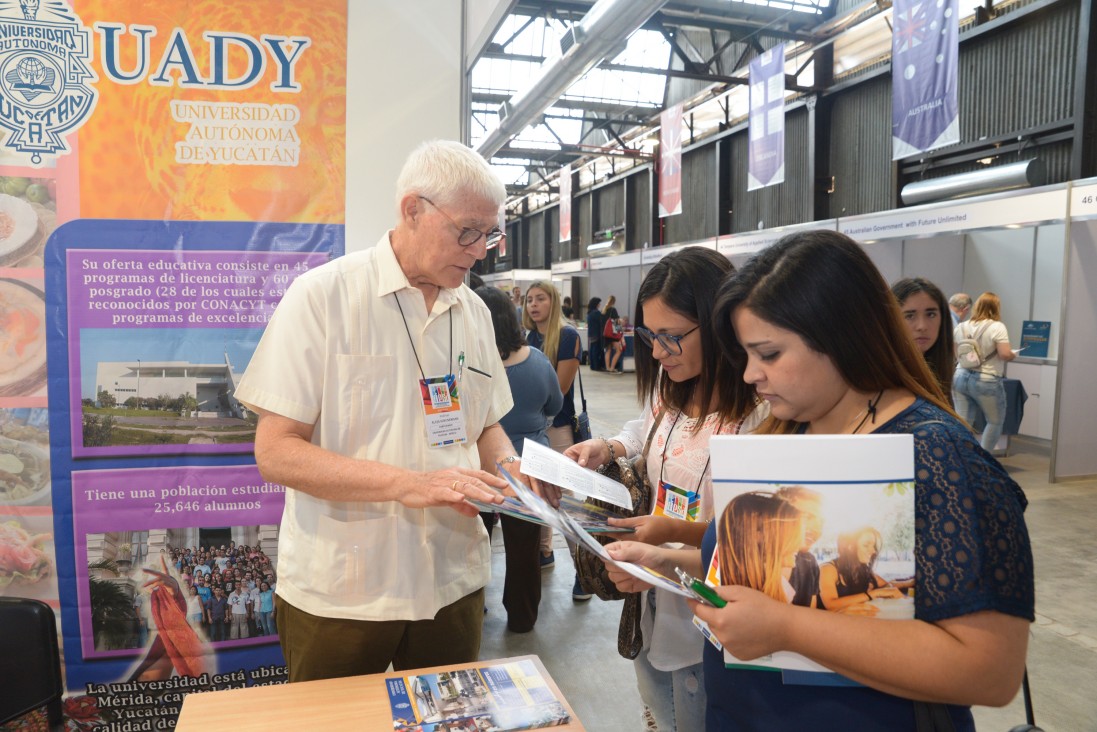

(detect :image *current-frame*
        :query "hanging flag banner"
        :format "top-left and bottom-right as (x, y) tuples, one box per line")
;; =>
(559, 164), (572, 242)
(658, 103), (684, 217)
(892, 0), (960, 159)
(748, 46), (786, 191)
(0, 0), (347, 727)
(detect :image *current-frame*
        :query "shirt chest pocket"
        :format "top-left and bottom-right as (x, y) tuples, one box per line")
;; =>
(335, 354), (396, 458)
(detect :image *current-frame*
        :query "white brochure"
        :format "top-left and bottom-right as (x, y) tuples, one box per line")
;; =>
(519, 438), (633, 510)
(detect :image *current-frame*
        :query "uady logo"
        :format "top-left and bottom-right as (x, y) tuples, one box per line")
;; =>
(0, 0), (98, 165)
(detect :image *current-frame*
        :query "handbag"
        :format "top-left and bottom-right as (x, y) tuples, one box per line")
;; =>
(570, 413), (663, 659)
(572, 362), (592, 443)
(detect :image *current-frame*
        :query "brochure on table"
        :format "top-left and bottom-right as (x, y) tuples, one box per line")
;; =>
(497, 463), (693, 599)
(386, 657), (571, 731)
(707, 434), (915, 683)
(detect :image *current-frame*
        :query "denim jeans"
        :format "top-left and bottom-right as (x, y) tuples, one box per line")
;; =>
(634, 646), (707, 732)
(952, 369), (1007, 451)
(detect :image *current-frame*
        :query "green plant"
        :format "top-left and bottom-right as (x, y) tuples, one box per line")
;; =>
(87, 560), (137, 650)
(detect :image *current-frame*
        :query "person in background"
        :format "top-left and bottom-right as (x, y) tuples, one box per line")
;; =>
(566, 247), (765, 732)
(475, 285), (564, 632)
(234, 140), (530, 682)
(892, 278), (955, 400)
(586, 297), (604, 372)
(604, 231), (1033, 731)
(522, 279), (583, 594)
(562, 296), (574, 320)
(948, 292), (972, 327)
(512, 285), (523, 319)
(952, 291), (1019, 452)
(603, 295), (624, 373)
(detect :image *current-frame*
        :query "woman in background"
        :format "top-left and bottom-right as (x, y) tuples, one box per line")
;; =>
(952, 291), (1018, 451)
(891, 277), (954, 400)
(477, 285), (564, 632)
(586, 296), (604, 371)
(522, 280), (582, 579)
(602, 295), (624, 372)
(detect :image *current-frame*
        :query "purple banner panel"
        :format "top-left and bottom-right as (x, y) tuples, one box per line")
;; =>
(892, 0), (960, 159)
(748, 46), (786, 191)
(71, 464), (285, 658)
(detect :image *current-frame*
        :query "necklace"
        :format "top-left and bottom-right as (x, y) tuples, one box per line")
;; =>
(848, 389), (885, 434)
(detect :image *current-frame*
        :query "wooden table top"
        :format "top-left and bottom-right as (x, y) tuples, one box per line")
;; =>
(175, 654), (585, 731)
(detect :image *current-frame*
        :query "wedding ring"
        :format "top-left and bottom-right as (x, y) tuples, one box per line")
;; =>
(451, 480), (459, 490)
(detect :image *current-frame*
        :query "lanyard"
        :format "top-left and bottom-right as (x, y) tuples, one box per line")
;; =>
(394, 292), (452, 381)
(657, 409), (711, 495)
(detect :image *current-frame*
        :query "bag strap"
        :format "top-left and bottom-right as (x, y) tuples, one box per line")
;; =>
(574, 336), (587, 413)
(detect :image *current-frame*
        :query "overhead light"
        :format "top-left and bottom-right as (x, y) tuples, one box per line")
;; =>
(976, 157), (995, 165)
(587, 240), (615, 253)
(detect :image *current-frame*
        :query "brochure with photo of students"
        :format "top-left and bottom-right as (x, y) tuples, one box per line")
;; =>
(386, 657), (571, 731)
(706, 434), (916, 684)
(469, 493), (634, 533)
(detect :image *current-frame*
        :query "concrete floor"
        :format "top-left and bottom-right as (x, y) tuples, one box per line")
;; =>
(479, 364), (1097, 731)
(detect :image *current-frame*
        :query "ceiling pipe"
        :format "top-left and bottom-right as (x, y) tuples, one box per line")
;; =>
(900, 159), (1047, 206)
(476, 0), (669, 160)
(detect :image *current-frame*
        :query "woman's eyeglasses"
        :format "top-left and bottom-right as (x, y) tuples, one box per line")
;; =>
(420, 196), (505, 250)
(634, 325), (699, 355)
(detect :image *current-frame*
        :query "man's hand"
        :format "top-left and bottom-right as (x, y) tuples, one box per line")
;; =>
(398, 467), (508, 517)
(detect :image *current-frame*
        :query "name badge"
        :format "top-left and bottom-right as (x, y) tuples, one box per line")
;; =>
(653, 479), (701, 522)
(420, 374), (468, 447)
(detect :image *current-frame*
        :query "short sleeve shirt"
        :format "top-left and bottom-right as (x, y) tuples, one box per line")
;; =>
(234, 233), (514, 622)
(954, 319), (1010, 377)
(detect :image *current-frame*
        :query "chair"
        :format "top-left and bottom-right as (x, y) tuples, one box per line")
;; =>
(0, 597), (64, 731)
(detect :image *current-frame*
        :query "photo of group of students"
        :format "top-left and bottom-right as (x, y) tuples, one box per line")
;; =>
(169, 542), (277, 642)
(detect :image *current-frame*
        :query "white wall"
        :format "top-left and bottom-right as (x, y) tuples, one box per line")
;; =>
(347, 1), (463, 252)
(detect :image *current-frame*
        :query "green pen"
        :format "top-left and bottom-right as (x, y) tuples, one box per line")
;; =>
(457, 351), (465, 381)
(675, 567), (726, 608)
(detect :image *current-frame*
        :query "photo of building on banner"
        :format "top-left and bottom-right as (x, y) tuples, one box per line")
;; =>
(747, 46), (786, 191)
(892, 0), (960, 159)
(658, 103), (684, 217)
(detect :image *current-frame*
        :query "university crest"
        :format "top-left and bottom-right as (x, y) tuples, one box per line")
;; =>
(0, 0), (98, 164)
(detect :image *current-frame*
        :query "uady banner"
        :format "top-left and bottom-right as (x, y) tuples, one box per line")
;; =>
(892, 0), (959, 159)
(0, 0), (346, 728)
(748, 46), (786, 191)
(658, 103), (683, 217)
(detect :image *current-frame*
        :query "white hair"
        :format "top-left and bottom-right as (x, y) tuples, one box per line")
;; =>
(395, 140), (506, 214)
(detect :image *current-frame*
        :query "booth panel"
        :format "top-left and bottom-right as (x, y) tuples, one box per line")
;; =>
(964, 228), (1035, 339)
(1033, 224), (1066, 361)
(901, 235), (965, 297)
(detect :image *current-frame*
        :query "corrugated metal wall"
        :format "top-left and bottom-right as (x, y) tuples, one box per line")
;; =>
(826, 75), (895, 216)
(959, 1), (1077, 140)
(528, 210), (546, 267)
(594, 180), (626, 232)
(729, 108), (814, 232)
(662, 145), (719, 244)
(628, 170), (652, 249)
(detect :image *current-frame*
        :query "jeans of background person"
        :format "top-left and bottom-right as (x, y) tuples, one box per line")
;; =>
(634, 646), (707, 732)
(258, 611), (275, 636)
(953, 369), (1007, 451)
(209, 619), (227, 642)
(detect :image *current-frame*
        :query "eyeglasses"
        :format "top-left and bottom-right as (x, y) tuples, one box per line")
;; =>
(634, 325), (700, 355)
(420, 196), (505, 250)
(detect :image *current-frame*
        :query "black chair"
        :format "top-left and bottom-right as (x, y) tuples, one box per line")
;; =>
(0, 597), (64, 730)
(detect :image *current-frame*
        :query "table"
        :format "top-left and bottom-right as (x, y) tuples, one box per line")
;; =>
(175, 655), (585, 731)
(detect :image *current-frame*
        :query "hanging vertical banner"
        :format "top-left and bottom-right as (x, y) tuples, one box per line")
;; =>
(0, 0), (350, 726)
(748, 46), (786, 191)
(559, 164), (572, 242)
(658, 103), (684, 217)
(892, 0), (960, 159)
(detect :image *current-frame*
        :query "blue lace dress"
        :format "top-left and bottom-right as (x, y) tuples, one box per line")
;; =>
(701, 398), (1034, 731)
